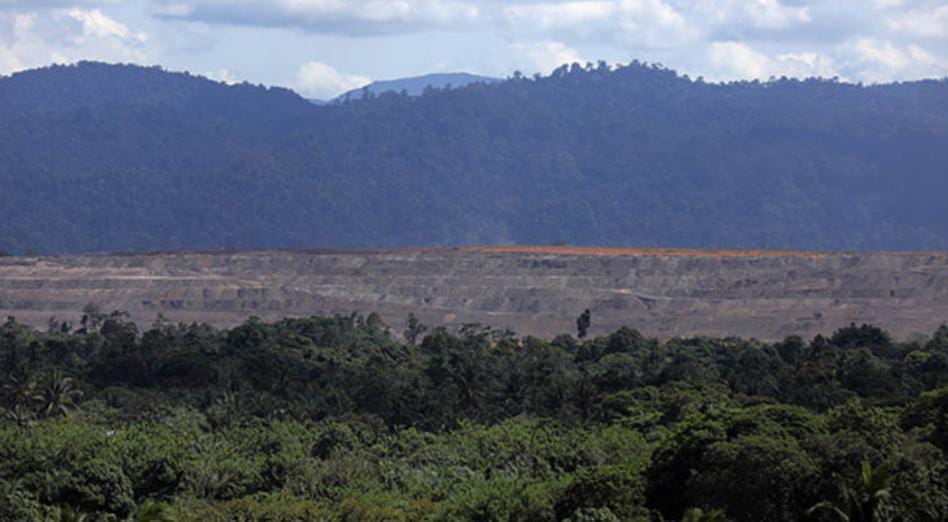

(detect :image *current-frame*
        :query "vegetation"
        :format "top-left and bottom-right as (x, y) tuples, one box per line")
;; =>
(2, 310), (947, 521)
(2, 61), (948, 255)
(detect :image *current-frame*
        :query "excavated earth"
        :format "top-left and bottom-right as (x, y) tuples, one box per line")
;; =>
(1, 246), (947, 340)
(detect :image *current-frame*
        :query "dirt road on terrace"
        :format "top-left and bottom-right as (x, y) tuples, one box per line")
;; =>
(1, 247), (946, 340)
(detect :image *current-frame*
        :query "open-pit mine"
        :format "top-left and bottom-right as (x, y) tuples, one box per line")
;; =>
(1, 246), (947, 340)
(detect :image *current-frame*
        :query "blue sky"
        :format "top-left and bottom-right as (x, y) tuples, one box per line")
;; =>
(1, 0), (946, 99)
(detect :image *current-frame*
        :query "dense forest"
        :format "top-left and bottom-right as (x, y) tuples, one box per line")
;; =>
(1, 308), (947, 520)
(1, 61), (947, 255)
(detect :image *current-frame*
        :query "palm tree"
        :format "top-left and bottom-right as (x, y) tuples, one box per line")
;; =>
(1, 372), (34, 410)
(807, 462), (893, 522)
(134, 501), (176, 522)
(32, 371), (83, 418)
(58, 506), (88, 522)
(2, 404), (36, 429)
(189, 439), (235, 500)
(682, 508), (731, 522)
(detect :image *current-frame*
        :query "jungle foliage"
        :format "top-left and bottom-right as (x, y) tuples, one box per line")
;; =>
(1, 309), (948, 521)
(1, 61), (948, 254)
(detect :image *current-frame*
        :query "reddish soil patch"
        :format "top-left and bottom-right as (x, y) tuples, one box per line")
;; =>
(61, 245), (946, 259)
(462, 246), (948, 258)
(463, 245), (834, 258)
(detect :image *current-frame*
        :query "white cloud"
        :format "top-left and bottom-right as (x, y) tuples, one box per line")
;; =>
(840, 37), (947, 82)
(886, 4), (948, 39)
(204, 67), (238, 83)
(149, 1), (193, 16)
(709, 41), (838, 79)
(0, 0), (123, 8)
(0, 13), (31, 72)
(775, 51), (838, 77)
(512, 40), (584, 75)
(293, 60), (370, 99)
(709, 41), (775, 78)
(706, 36), (947, 84)
(142, 0), (948, 83)
(502, 2), (614, 32)
(150, 0), (482, 35)
(66, 8), (147, 43)
(495, 0), (697, 51)
(0, 8), (151, 76)
(617, 0), (695, 48)
(149, 0), (807, 42)
(685, 0), (812, 43)
(6, 0), (943, 85)
(730, 0), (810, 29)
(750, 0), (810, 29)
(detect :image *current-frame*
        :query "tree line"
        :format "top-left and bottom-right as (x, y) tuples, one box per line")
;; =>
(2, 61), (948, 255)
(1, 307), (947, 520)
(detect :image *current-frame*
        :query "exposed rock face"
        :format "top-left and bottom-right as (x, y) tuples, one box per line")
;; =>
(1, 247), (947, 340)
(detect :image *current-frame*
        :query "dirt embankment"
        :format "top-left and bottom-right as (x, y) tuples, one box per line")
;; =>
(1, 247), (947, 340)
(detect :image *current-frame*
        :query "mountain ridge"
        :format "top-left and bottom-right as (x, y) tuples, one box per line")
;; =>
(1, 61), (946, 255)
(334, 72), (499, 101)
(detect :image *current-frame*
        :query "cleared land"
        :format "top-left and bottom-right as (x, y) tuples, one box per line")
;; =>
(1, 247), (947, 340)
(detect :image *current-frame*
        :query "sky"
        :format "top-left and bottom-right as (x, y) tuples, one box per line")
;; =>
(0, 0), (946, 99)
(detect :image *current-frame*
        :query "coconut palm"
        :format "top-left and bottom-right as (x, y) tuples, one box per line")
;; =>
(2, 404), (36, 429)
(682, 508), (731, 522)
(1, 372), (34, 408)
(134, 501), (176, 522)
(58, 506), (88, 522)
(807, 462), (893, 522)
(32, 371), (83, 418)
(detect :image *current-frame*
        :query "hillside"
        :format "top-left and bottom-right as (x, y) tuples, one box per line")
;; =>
(335, 72), (498, 101)
(2, 247), (947, 340)
(1, 61), (947, 255)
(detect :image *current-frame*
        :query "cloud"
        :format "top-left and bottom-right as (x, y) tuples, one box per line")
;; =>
(498, 0), (811, 50)
(293, 60), (370, 99)
(692, 0), (810, 33)
(617, 0), (695, 48)
(0, 13), (31, 72)
(25, 0), (908, 83)
(839, 38), (948, 82)
(150, 0), (482, 36)
(705, 36), (948, 84)
(148, 0), (813, 44)
(66, 7), (147, 43)
(743, 0), (810, 29)
(0, 0), (123, 8)
(502, 2), (614, 33)
(709, 41), (838, 79)
(512, 40), (585, 75)
(886, 4), (948, 40)
(204, 67), (238, 84)
(495, 0), (696, 50)
(0, 8), (151, 76)
(144, 0), (948, 82)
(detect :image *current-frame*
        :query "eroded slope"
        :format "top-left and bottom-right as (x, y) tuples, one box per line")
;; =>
(1, 248), (946, 339)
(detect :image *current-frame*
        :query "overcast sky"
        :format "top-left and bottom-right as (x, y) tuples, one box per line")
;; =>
(1, 0), (946, 99)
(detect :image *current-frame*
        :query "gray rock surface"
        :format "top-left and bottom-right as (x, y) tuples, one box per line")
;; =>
(1, 248), (946, 340)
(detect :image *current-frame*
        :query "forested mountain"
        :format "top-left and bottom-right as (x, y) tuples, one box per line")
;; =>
(1, 61), (947, 255)
(335, 72), (499, 101)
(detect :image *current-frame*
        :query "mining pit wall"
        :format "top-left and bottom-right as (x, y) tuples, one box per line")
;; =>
(1, 247), (947, 340)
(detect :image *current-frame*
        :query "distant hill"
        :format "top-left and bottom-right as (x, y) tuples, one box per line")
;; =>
(0, 61), (947, 255)
(335, 72), (498, 101)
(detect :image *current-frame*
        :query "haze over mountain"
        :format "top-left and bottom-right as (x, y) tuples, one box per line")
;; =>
(334, 72), (499, 102)
(1, 61), (946, 255)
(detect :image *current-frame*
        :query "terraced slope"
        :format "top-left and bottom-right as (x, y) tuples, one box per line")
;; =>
(1, 247), (947, 340)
